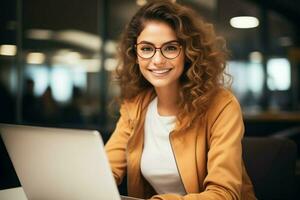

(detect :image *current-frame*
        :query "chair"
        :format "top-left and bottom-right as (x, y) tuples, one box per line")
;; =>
(242, 137), (297, 200)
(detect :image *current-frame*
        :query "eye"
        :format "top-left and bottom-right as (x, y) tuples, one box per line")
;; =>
(163, 44), (180, 52)
(139, 45), (154, 52)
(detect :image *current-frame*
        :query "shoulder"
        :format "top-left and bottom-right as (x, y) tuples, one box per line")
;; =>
(206, 88), (242, 123)
(210, 88), (238, 107)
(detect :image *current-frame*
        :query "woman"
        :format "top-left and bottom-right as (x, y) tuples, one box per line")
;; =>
(105, 0), (256, 199)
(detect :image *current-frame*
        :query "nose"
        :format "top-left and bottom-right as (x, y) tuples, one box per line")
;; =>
(152, 49), (166, 65)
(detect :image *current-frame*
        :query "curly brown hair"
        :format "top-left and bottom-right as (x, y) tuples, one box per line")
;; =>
(115, 0), (231, 125)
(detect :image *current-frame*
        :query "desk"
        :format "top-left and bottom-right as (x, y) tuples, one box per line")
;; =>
(0, 187), (142, 200)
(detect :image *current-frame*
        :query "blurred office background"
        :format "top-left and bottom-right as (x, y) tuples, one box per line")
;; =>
(0, 0), (300, 193)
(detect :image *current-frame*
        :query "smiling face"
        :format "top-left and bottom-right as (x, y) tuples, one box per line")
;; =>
(136, 21), (185, 91)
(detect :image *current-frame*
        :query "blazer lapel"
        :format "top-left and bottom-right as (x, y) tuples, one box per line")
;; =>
(170, 128), (200, 193)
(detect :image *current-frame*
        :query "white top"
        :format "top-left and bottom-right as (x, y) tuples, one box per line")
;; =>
(140, 97), (186, 195)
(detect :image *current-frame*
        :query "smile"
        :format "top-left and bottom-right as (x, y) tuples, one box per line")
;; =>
(149, 68), (172, 76)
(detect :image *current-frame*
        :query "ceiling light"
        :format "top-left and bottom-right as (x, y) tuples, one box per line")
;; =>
(26, 29), (54, 40)
(26, 29), (101, 52)
(55, 30), (101, 52)
(27, 52), (46, 64)
(0, 44), (17, 56)
(230, 16), (259, 29)
(52, 50), (82, 65)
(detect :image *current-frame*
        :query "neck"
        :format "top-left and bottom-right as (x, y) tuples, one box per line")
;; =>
(154, 84), (180, 116)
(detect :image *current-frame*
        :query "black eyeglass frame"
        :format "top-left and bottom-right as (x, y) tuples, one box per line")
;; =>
(135, 41), (182, 60)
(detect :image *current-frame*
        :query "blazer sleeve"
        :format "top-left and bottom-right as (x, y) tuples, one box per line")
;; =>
(150, 96), (244, 200)
(105, 103), (132, 185)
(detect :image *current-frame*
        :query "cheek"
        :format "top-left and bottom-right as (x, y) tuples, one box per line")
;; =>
(137, 58), (149, 70)
(138, 60), (148, 78)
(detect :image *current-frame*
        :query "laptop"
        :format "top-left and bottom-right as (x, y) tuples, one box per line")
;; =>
(0, 124), (141, 200)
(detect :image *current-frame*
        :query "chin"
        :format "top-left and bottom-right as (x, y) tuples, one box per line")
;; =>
(148, 79), (174, 89)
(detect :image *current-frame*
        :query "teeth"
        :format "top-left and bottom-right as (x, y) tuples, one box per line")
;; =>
(151, 69), (170, 74)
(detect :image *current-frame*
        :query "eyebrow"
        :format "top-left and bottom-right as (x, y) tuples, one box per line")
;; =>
(136, 40), (179, 46)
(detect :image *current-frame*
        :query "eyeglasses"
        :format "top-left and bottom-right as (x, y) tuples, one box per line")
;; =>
(135, 41), (182, 59)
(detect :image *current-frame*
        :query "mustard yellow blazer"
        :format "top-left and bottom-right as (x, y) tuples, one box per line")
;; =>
(105, 88), (257, 200)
